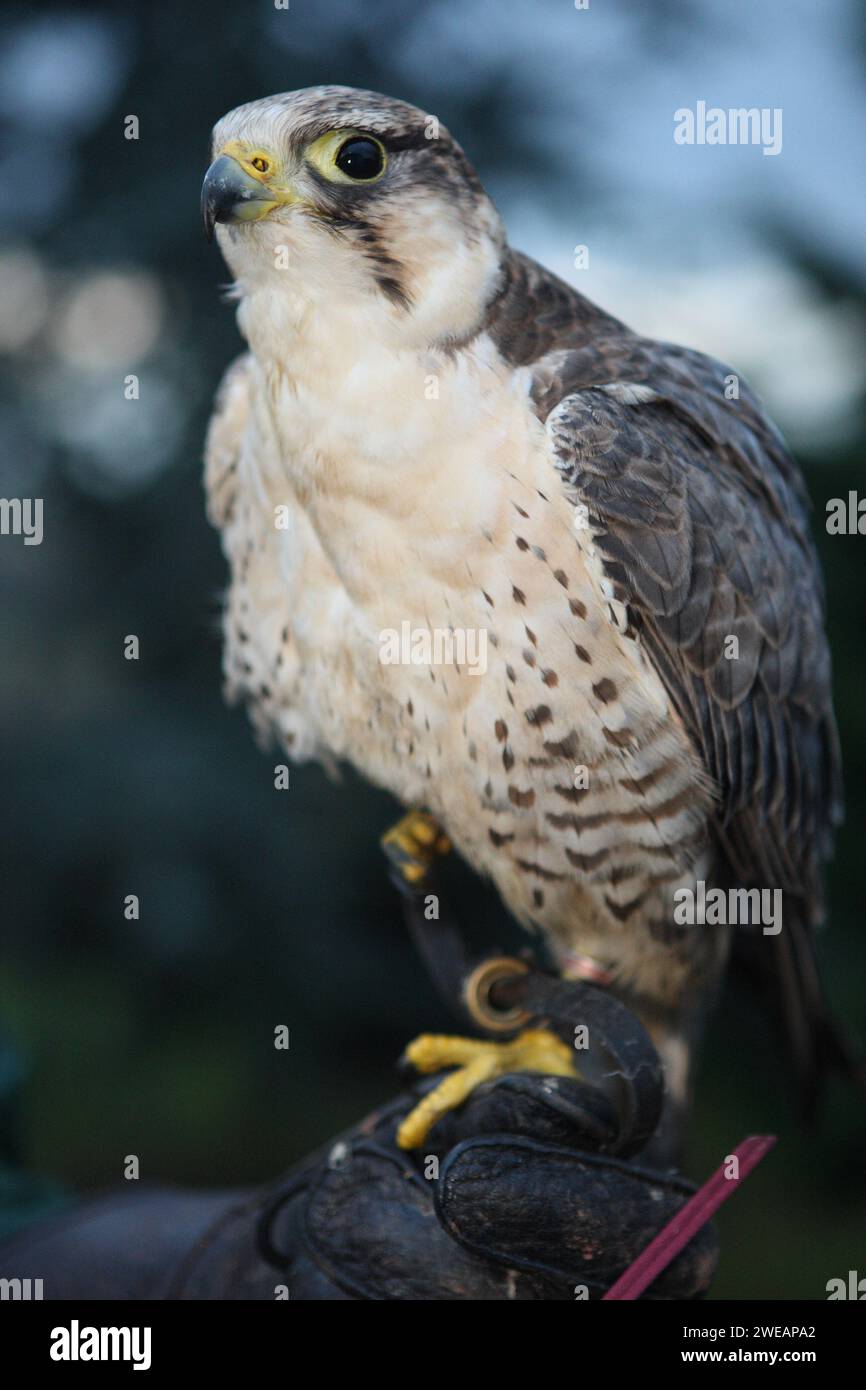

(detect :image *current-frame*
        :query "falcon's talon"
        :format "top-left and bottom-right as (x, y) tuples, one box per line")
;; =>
(396, 1027), (579, 1150)
(381, 810), (451, 889)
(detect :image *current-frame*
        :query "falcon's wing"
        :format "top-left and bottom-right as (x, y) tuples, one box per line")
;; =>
(532, 309), (848, 1102)
(485, 250), (849, 1095)
(545, 377), (841, 909)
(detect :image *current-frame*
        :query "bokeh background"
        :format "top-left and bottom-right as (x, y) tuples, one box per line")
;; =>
(1, 0), (864, 1298)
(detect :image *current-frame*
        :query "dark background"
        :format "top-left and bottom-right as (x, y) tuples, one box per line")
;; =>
(0, 0), (864, 1298)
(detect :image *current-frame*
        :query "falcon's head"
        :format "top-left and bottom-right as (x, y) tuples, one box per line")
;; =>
(202, 86), (506, 346)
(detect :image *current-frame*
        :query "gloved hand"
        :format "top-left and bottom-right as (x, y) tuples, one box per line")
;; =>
(254, 1072), (717, 1301)
(0, 1069), (717, 1300)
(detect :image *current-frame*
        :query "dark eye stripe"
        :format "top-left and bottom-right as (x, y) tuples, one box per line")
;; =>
(379, 129), (434, 153)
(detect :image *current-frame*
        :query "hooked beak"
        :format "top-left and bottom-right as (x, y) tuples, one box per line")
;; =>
(201, 154), (283, 241)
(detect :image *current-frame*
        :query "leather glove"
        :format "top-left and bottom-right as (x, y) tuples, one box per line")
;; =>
(0, 1071), (717, 1300)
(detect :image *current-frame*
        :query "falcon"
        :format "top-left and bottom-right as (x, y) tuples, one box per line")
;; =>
(201, 86), (853, 1158)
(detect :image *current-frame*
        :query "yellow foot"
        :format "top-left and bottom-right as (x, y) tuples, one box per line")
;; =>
(381, 809), (451, 888)
(396, 1028), (578, 1150)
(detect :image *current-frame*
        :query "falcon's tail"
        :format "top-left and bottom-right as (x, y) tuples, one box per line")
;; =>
(736, 912), (866, 1119)
(774, 917), (866, 1119)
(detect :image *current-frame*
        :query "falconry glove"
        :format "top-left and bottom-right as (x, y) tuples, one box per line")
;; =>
(0, 1070), (716, 1300)
(255, 1074), (718, 1300)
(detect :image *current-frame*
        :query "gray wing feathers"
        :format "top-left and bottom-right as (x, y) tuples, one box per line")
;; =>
(545, 366), (841, 920)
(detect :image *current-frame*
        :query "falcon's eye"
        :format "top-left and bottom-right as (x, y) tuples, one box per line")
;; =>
(334, 137), (385, 181)
(250, 155), (270, 174)
(305, 129), (388, 186)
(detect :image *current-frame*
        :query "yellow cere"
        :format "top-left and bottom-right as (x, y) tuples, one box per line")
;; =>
(219, 139), (278, 183)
